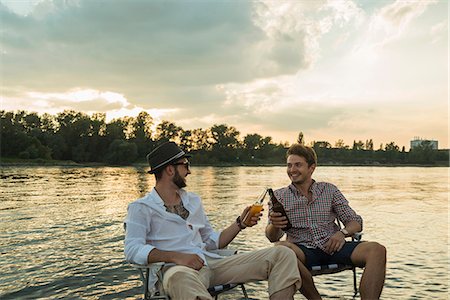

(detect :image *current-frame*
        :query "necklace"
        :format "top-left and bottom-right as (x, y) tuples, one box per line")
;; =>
(154, 187), (189, 220)
(164, 202), (189, 220)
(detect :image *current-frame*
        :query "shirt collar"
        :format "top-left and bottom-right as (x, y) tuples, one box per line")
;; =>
(288, 179), (316, 195)
(149, 187), (190, 207)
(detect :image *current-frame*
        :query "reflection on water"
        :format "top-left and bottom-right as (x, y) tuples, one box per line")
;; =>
(1, 166), (448, 299)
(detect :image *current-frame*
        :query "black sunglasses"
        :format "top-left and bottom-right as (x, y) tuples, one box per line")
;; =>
(172, 161), (190, 170)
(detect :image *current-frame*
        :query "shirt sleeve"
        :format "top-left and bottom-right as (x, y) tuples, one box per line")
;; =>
(197, 201), (220, 250)
(124, 203), (155, 265)
(332, 186), (363, 230)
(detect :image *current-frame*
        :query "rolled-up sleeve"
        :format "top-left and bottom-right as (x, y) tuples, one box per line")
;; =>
(124, 203), (155, 265)
(199, 207), (221, 250)
(202, 226), (220, 250)
(332, 187), (363, 230)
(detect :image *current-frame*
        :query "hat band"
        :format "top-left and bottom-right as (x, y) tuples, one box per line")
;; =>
(152, 151), (186, 171)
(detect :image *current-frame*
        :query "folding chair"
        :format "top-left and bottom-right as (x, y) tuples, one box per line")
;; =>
(308, 220), (363, 297)
(130, 249), (249, 300)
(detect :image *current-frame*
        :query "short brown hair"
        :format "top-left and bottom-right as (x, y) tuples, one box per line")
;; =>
(286, 144), (317, 166)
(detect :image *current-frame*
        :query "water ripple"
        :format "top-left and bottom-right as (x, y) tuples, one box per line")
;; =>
(1, 166), (449, 299)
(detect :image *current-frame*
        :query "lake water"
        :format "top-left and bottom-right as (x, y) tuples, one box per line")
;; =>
(1, 165), (448, 299)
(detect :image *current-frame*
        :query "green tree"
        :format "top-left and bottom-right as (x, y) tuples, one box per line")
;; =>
(105, 139), (138, 165)
(41, 113), (57, 133)
(190, 128), (211, 150)
(352, 140), (365, 150)
(155, 120), (181, 143)
(54, 110), (91, 160)
(131, 112), (154, 158)
(106, 118), (127, 141)
(408, 141), (436, 164)
(335, 139), (348, 149)
(209, 124), (241, 162)
(1, 111), (16, 156)
(22, 112), (41, 133)
(297, 132), (304, 145)
(243, 133), (263, 159)
(385, 141), (400, 163)
(365, 139), (374, 151)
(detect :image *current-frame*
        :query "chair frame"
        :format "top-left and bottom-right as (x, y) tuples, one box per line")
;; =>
(130, 249), (249, 300)
(309, 232), (362, 296)
(308, 220), (363, 297)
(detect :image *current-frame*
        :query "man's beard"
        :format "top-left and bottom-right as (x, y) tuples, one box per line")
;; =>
(173, 169), (186, 188)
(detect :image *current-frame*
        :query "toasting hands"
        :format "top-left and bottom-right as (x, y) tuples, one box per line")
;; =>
(240, 205), (264, 228)
(268, 211), (289, 229)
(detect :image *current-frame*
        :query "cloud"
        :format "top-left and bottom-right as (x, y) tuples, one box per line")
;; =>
(378, 0), (432, 29)
(431, 19), (448, 44)
(0, 0), (447, 148)
(1, 1), (312, 97)
(355, 0), (436, 51)
(251, 0), (365, 70)
(0, 88), (175, 122)
(0, 0), (357, 126)
(0, 0), (363, 108)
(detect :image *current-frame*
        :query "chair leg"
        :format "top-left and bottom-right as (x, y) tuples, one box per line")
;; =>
(352, 267), (358, 296)
(240, 284), (248, 299)
(141, 268), (150, 299)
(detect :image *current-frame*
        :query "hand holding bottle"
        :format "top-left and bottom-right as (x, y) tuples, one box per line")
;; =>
(242, 189), (267, 227)
(268, 188), (292, 230)
(268, 211), (290, 229)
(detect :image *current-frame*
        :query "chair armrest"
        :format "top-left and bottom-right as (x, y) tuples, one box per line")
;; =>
(129, 247), (239, 269)
(130, 262), (164, 269)
(130, 262), (175, 269)
(209, 248), (238, 257)
(352, 232), (363, 242)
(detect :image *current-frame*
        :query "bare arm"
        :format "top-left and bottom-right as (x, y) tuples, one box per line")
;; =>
(324, 220), (362, 254)
(218, 219), (243, 248)
(147, 248), (205, 270)
(265, 211), (286, 242)
(342, 220), (362, 236)
(218, 206), (262, 248)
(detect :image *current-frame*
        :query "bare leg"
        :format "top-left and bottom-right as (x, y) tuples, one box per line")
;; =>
(276, 241), (322, 300)
(297, 259), (322, 300)
(270, 284), (297, 300)
(350, 242), (386, 300)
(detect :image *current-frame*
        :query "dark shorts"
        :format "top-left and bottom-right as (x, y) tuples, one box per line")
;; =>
(294, 241), (361, 268)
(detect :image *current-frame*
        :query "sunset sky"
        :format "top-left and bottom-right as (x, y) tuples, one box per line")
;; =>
(1, 0), (448, 149)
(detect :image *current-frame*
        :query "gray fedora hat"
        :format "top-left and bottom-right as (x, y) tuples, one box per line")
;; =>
(146, 142), (191, 174)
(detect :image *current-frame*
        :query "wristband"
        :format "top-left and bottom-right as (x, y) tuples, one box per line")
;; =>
(236, 216), (246, 230)
(340, 228), (349, 237)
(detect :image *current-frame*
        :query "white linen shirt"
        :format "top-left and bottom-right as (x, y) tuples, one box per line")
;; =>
(124, 188), (222, 266)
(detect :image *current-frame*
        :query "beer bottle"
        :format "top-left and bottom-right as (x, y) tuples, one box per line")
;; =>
(242, 189), (267, 226)
(267, 188), (292, 230)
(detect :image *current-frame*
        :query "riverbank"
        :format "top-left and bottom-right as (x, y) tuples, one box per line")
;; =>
(1, 157), (448, 168)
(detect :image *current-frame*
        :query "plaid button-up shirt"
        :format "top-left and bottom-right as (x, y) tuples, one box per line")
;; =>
(270, 181), (363, 251)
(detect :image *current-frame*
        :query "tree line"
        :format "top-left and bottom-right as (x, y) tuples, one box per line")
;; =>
(1, 110), (447, 166)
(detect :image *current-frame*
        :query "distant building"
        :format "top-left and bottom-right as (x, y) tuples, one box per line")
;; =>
(410, 137), (438, 150)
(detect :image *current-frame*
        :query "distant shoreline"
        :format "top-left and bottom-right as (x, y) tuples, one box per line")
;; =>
(1, 158), (448, 168)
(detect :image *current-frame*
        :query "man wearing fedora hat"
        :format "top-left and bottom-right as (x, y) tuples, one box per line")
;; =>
(125, 141), (301, 299)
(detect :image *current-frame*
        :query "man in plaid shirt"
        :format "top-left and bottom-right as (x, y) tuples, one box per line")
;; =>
(265, 143), (386, 300)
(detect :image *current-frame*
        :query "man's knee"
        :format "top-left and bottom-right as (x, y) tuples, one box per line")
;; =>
(369, 242), (387, 263)
(275, 241), (306, 263)
(164, 266), (212, 300)
(164, 265), (199, 287)
(352, 242), (386, 266)
(272, 245), (298, 264)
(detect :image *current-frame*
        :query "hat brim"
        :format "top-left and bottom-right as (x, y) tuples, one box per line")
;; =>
(147, 154), (192, 174)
